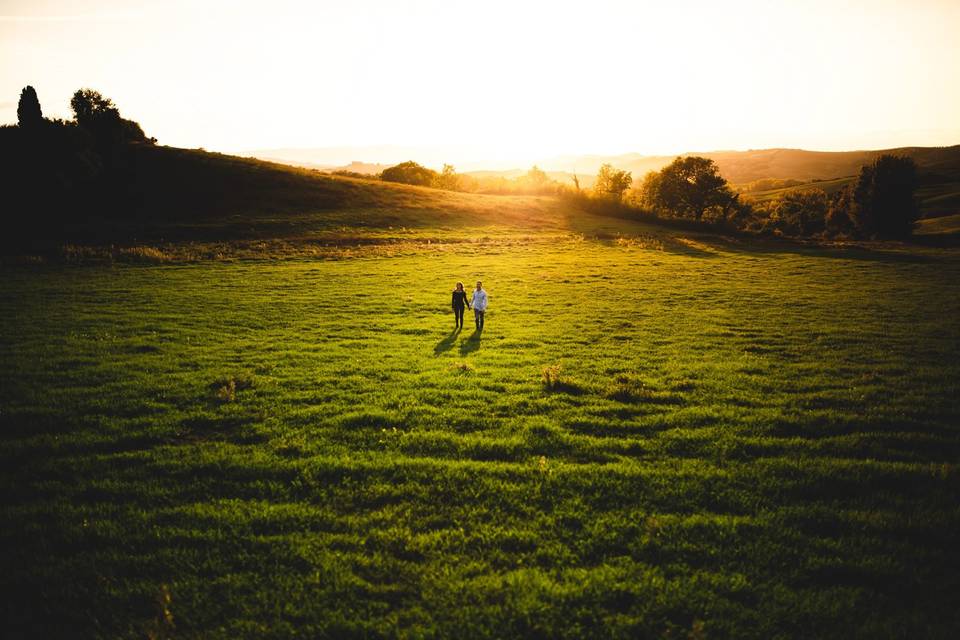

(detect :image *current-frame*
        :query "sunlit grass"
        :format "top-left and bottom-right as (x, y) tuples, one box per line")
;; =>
(1, 231), (959, 638)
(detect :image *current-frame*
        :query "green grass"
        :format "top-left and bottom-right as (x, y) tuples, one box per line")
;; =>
(2, 215), (960, 638)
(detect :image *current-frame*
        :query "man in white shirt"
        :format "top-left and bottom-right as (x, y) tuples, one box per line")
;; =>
(471, 281), (488, 330)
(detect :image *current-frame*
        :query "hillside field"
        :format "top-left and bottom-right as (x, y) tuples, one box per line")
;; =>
(2, 151), (960, 638)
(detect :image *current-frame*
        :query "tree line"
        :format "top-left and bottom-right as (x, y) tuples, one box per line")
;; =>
(372, 161), (560, 196)
(376, 154), (920, 240)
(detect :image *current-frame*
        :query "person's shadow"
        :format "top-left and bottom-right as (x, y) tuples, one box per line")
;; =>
(459, 329), (482, 355)
(434, 327), (461, 355)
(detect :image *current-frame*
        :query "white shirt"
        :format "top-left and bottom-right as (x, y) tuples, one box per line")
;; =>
(471, 289), (488, 311)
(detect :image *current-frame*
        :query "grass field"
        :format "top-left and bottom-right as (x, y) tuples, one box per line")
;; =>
(3, 202), (960, 638)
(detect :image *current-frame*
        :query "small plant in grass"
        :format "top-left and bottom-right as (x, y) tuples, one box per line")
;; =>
(211, 375), (254, 403)
(450, 361), (474, 373)
(542, 364), (584, 394)
(377, 426), (402, 450)
(542, 364), (563, 389)
(216, 379), (236, 402)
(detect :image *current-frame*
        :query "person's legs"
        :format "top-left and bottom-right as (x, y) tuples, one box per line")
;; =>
(475, 309), (484, 330)
(455, 306), (464, 327)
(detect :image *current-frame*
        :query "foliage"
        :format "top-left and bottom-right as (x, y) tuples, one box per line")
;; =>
(750, 189), (829, 237)
(639, 156), (737, 221)
(70, 88), (152, 147)
(17, 85), (43, 128)
(848, 154), (919, 238)
(71, 88), (123, 147)
(469, 166), (561, 196)
(432, 163), (462, 190)
(380, 160), (438, 186)
(825, 187), (856, 237)
(593, 163), (632, 200)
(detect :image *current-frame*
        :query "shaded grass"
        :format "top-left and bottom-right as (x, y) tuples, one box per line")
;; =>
(1, 232), (959, 638)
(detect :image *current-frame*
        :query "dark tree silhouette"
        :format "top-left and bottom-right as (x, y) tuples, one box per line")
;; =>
(70, 89), (119, 128)
(849, 155), (919, 238)
(17, 86), (43, 129)
(69, 88), (153, 149)
(70, 88), (123, 149)
(641, 156), (736, 221)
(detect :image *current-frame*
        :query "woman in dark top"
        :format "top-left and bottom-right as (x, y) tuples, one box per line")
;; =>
(452, 281), (471, 329)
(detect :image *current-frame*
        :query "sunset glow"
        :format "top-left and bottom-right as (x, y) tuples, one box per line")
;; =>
(2, 0), (959, 166)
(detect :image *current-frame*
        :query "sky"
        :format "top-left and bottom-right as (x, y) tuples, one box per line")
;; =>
(2, 0), (959, 168)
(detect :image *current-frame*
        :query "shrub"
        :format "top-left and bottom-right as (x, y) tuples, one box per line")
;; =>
(380, 161), (438, 187)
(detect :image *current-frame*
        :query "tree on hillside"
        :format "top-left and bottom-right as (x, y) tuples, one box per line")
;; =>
(71, 88), (123, 148)
(640, 156), (736, 221)
(848, 155), (919, 239)
(380, 161), (438, 187)
(69, 88), (152, 147)
(515, 165), (558, 194)
(71, 89), (120, 129)
(433, 164), (462, 191)
(525, 165), (548, 187)
(17, 86), (43, 129)
(593, 163), (632, 200)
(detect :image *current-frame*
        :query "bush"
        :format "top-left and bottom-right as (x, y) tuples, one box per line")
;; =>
(752, 189), (829, 237)
(380, 161), (438, 187)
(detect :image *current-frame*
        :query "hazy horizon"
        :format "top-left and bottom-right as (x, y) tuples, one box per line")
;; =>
(244, 140), (960, 173)
(3, 0), (960, 166)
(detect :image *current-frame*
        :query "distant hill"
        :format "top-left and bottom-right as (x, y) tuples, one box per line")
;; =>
(541, 145), (960, 184)
(251, 144), (960, 186)
(330, 161), (390, 175)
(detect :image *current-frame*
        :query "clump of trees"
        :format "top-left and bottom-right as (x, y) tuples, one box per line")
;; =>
(69, 88), (154, 151)
(636, 156), (741, 223)
(378, 162), (560, 195)
(749, 189), (829, 237)
(593, 164), (632, 200)
(744, 155), (919, 239)
(1, 85), (155, 244)
(380, 160), (438, 187)
(566, 153), (920, 241)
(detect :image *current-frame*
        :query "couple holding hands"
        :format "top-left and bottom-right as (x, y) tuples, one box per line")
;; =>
(451, 281), (488, 331)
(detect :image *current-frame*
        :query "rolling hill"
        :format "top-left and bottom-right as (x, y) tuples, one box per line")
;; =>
(252, 144), (960, 218)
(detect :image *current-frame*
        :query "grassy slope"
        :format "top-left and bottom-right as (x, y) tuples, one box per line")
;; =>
(2, 146), (960, 638)
(106, 145), (571, 242)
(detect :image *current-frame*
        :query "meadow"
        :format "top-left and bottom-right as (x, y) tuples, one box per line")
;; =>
(2, 197), (960, 638)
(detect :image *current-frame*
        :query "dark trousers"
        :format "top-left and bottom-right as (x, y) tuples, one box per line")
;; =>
(474, 308), (485, 329)
(453, 305), (465, 327)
